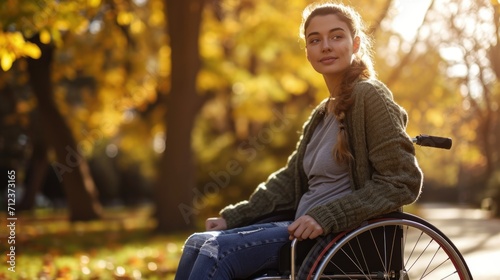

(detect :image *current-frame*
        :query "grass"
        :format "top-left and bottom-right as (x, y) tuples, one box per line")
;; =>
(0, 205), (188, 280)
(0, 204), (424, 279)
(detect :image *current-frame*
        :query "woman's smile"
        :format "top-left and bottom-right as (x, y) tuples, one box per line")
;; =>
(320, 56), (338, 64)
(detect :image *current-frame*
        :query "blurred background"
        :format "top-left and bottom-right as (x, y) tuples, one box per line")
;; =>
(0, 0), (499, 279)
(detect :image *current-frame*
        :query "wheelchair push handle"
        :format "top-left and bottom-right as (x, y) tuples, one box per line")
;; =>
(412, 134), (452, 150)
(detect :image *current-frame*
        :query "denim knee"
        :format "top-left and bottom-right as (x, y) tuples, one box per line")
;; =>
(183, 232), (219, 251)
(198, 237), (219, 259)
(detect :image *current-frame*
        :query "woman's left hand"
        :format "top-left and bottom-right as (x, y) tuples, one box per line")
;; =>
(287, 215), (324, 240)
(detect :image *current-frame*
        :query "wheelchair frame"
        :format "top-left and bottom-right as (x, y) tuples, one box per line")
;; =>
(252, 135), (472, 280)
(253, 212), (472, 280)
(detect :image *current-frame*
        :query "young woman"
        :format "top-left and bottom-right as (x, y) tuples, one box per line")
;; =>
(175, 2), (423, 279)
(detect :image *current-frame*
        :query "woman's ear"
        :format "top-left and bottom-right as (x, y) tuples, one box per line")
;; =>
(353, 36), (361, 54)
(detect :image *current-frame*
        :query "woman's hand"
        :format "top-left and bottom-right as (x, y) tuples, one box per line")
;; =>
(288, 215), (324, 240)
(205, 217), (228, 231)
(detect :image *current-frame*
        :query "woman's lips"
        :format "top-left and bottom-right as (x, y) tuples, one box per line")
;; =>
(320, 56), (337, 64)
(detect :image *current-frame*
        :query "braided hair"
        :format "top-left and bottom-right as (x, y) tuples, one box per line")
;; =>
(300, 2), (376, 164)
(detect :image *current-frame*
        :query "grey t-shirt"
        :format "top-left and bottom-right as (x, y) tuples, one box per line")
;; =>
(295, 113), (352, 219)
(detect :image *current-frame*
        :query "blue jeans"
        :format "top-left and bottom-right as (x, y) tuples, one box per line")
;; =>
(174, 221), (292, 280)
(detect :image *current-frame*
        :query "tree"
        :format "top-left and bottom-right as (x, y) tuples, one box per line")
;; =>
(380, 0), (500, 205)
(153, 0), (206, 232)
(433, 0), (500, 204)
(26, 35), (103, 220)
(0, 0), (103, 220)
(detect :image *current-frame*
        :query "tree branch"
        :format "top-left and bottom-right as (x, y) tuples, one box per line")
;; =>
(385, 0), (435, 87)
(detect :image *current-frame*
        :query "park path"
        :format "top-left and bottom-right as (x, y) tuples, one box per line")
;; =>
(418, 203), (500, 280)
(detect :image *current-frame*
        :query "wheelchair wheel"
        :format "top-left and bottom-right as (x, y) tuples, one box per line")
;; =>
(305, 212), (472, 280)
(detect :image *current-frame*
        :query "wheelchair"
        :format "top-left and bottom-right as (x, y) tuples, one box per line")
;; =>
(251, 135), (473, 280)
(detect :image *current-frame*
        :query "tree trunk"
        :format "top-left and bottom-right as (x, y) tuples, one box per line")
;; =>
(154, 0), (205, 232)
(26, 35), (102, 221)
(19, 130), (48, 211)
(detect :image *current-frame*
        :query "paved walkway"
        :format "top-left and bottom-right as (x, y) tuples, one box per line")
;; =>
(418, 203), (500, 280)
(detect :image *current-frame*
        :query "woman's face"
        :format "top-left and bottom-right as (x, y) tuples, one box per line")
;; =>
(305, 14), (359, 78)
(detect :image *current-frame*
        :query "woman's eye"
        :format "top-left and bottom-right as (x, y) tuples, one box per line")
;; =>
(309, 38), (320, 44)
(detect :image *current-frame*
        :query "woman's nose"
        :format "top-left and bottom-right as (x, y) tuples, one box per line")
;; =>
(321, 39), (332, 52)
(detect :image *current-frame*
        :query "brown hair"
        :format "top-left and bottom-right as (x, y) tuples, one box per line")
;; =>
(300, 2), (376, 164)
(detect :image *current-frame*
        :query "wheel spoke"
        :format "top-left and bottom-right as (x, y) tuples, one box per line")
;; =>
(310, 215), (471, 280)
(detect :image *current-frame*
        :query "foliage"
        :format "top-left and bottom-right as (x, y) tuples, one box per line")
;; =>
(0, 207), (184, 279)
(0, 31), (40, 71)
(0, 0), (98, 70)
(0, 0), (167, 177)
(0, 0), (499, 218)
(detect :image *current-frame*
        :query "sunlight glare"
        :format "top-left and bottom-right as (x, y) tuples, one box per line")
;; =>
(106, 143), (119, 158)
(116, 266), (126, 276)
(97, 259), (107, 269)
(80, 255), (90, 264)
(89, 20), (103, 34)
(391, 0), (432, 41)
(82, 266), (91, 275)
(133, 269), (142, 279)
(148, 262), (158, 271)
(153, 132), (166, 153)
(133, 0), (147, 6)
(166, 242), (179, 253)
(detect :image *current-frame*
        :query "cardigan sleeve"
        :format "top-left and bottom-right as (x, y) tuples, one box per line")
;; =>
(306, 80), (423, 235)
(219, 151), (298, 229)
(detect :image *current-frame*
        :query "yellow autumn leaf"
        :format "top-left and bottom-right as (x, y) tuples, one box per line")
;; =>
(10, 32), (25, 47)
(16, 100), (34, 113)
(130, 19), (144, 34)
(1, 52), (14, 71)
(117, 11), (134, 25)
(23, 43), (42, 59)
(51, 29), (63, 47)
(105, 68), (126, 85)
(149, 10), (165, 27)
(40, 30), (51, 44)
(88, 0), (101, 8)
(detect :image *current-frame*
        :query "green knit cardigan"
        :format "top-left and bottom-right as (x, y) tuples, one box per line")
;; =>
(220, 79), (423, 235)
